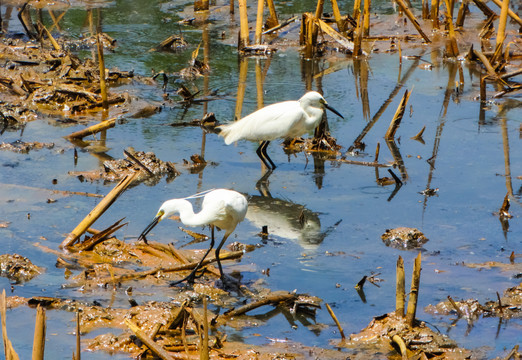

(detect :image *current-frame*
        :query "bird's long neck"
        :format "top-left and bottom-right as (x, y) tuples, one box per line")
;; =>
(301, 102), (324, 128)
(169, 199), (214, 227)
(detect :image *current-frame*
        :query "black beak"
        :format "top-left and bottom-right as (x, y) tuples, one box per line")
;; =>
(138, 215), (161, 243)
(325, 103), (344, 119)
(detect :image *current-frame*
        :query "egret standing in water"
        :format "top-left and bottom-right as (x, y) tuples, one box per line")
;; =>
(137, 189), (248, 284)
(218, 91), (344, 170)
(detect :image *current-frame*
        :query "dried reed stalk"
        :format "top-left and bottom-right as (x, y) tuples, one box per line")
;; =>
(315, 18), (359, 54)
(66, 118), (116, 140)
(32, 305), (46, 360)
(1, 290), (20, 360)
(330, 0), (344, 33)
(41, 24), (60, 51)
(125, 319), (175, 360)
(265, 0), (279, 28)
(263, 16), (297, 35)
(455, 0), (468, 27)
(430, 0), (439, 27)
(96, 33), (108, 110)
(238, 0), (249, 49)
(254, 0), (264, 44)
(490, 0), (522, 26)
(353, 12), (363, 56)
(396, 256), (405, 317)
(396, 0), (431, 43)
(325, 303), (346, 340)
(223, 291), (296, 317)
(385, 89), (411, 140)
(76, 311), (81, 360)
(60, 171), (139, 249)
(491, 0), (510, 65)
(363, 0), (370, 36)
(391, 334), (409, 360)
(443, 0), (459, 57)
(200, 297), (209, 360)
(353, 0), (362, 21)
(405, 253), (422, 327)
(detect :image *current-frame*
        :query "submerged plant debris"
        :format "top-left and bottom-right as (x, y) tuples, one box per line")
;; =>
(0, 0), (521, 358)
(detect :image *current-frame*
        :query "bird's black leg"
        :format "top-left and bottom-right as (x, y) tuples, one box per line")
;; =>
(170, 226), (215, 286)
(261, 141), (276, 170)
(214, 233), (230, 279)
(256, 141), (273, 170)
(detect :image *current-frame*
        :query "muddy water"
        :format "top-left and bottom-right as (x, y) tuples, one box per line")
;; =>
(0, 0), (521, 358)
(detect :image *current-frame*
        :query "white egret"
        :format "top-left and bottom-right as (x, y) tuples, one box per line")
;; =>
(137, 189), (248, 284)
(218, 91), (344, 170)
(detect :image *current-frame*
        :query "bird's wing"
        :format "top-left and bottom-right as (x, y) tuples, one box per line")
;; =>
(219, 101), (305, 143)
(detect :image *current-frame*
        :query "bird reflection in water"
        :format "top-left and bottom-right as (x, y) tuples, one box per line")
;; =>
(246, 192), (326, 251)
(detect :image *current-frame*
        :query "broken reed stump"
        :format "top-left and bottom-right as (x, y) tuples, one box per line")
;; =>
(96, 33), (108, 110)
(443, 0), (459, 57)
(326, 303), (346, 340)
(125, 318), (174, 360)
(238, 0), (249, 50)
(254, 0), (264, 45)
(405, 252), (422, 326)
(491, 0), (510, 65)
(60, 171), (139, 249)
(0, 289), (20, 359)
(396, 256), (405, 317)
(385, 89), (411, 140)
(32, 305), (46, 360)
(65, 117), (117, 140)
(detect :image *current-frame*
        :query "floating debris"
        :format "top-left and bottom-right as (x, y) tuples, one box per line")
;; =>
(0, 254), (42, 283)
(381, 227), (428, 250)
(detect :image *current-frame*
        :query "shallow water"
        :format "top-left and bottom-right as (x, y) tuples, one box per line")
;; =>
(0, 0), (521, 358)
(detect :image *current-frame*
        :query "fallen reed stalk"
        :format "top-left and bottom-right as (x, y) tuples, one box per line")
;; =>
(66, 117), (116, 140)
(32, 305), (46, 360)
(262, 16), (297, 35)
(125, 319), (175, 360)
(395, 0), (431, 43)
(223, 291), (296, 317)
(60, 171), (139, 249)
(325, 303), (345, 340)
(396, 256), (405, 317)
(490, 0), (522, 26)
(391, 334), (409, 360)
(385, 89), (411, 140)
(405, 252), (422, 326)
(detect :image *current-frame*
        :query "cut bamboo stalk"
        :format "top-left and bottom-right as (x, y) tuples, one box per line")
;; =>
(490, 0), (522, 26)
(76, 311), (81, 360)
(385, 89), (411, 140)
(315, 18), (363, 55)
(125, 319), (174, 360)
(32, 305), (46, 360)
(200, 296), (209, 360)
(254, 0), (264, 44)
(443, 0), (459, 57)
(473, 49), (497, 76)
(491, 0), (510, 65)
(395, 0), (431, 43)
(238, 0), (249, 49)
(430, 0), (439, 27)
(455, 0), (468, 27)
(405, 252), (422, 327)
(265, 0), (279, 28)
(330, 0), (345, 33)
(263, 16), (297, 35)
(325, 303), (345, 340)
(60, 171), (139, 249)
(353, 0), (362, 22)
(1, 290), (20, 360)
(41, 24), (60, 51)
(96, 33), (108, 110)
(395, 256), (405, 317)
(363, 0), (370, 36)
(66, 118), (116, 140)
(314, 0), (325, 19)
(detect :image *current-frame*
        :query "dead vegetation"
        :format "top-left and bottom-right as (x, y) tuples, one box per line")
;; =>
(0, 0), (521, 358)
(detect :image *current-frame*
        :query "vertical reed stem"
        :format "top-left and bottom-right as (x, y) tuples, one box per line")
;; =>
(406, 253), (422, 326)
(254, 0), (264, 44)
(96, 33), (108, 110)
(32, 305), (46, 360)
(396, 256), (405, 317)
(363, 0), (370, 36)
(238, 0), (249, 49)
